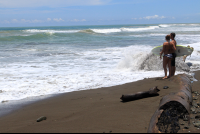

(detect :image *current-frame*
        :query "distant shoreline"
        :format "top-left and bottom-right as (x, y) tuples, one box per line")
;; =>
(1, 22), (199, 28)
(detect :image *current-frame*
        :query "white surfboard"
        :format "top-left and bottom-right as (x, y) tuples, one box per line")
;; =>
(151, 45), (193, 57)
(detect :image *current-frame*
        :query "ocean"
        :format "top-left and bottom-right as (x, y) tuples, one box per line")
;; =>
(0, 23), (200, 107)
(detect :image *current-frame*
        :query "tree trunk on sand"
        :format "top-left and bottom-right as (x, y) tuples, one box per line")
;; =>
(120, 86), (160, 102)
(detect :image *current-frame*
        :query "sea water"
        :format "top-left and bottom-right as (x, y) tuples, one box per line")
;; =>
(0, 23), (200, 106)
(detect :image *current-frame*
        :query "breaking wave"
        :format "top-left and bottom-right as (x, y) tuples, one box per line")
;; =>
(80, 26), (161, 34)
(117, 51), (190, 72)
(159, 24), (170, 28)
(0, 33), (55, 41)
(121, 26), (160, 32)
(23, 29), (79, 34)
(23, 25), (162, 35)
(78, 29), (96, 34)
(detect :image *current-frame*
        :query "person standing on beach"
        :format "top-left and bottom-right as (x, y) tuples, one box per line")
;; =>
(160, 35), (174, 79)
(170, 33), (177, 76)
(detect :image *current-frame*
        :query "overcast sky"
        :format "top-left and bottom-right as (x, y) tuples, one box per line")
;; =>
(0, 0), (199, 27)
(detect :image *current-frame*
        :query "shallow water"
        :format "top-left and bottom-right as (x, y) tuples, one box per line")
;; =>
(0, 23), (200, 103)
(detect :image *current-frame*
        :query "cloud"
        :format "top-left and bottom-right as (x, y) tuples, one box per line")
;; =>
(0, 18), (87, 24)
(32, 19), (44, 23)
(81, 19), (86, 22)
(1, 19), (49, 23)
(143, 15), (166, 19)
(12, 19), (18, 23)
(132, 15), (166, 20)
(21, 19), (32, 23)
(0, 0), (112, 8)
(69, 19), (87, 22)
(0, 20), (10, 24)
(47, 18), (51, 21)
(53, 18), (64, 22)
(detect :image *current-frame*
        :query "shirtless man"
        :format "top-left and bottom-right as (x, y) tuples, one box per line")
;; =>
(170, 33), (177, 76)
(160, 35), (174, 79)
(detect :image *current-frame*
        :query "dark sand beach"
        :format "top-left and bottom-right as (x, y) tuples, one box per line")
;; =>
(0, 71), (200, 133)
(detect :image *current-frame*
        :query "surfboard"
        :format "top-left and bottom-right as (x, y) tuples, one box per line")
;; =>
(151, 45), (193, 57)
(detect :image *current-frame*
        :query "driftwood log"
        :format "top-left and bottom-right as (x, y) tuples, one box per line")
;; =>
(120, 86), (160, 102)
(147, 74), (192, 133)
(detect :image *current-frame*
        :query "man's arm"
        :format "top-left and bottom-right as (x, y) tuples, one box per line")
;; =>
(172, 43), (176, 51)
(160, 43), (165, 59)
(171, 41), (176, 51)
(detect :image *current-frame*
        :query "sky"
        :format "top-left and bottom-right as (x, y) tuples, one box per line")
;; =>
(0, 0), (200, 27)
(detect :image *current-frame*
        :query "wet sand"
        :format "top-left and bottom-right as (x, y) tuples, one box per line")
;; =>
(0, 71), (200, 133)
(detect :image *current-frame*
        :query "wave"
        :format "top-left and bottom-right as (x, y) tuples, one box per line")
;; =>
(78, 29), (96, 34)
(0, 33), (54, 41)
(0, 29), (79, 40)
(130, 33), (166, 37)
(80, 26), (161, 34)
(92, 28), (121, 33)
(172, 23), (200, 26)
(23, 26), (162, 35)
(159, 24), (170, 28)
(78, 28), (121, 34)
(139, 53), (190, 72)
(23, 29), (79, 34)
(23, 28), (122, 34)
(121, 26), (160, 32)
(117, 48), (190, 72)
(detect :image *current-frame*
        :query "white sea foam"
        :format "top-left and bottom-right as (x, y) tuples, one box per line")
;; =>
(88, 26), (160, 33)
(1, 24), (200, 103)
(24, 29), (79, 34)
(172, 24), (200, 26)
(121, 26), (160, 32)
(159, 24), (170, 27)
(176, 41), (200, 71)
(130, 33), (166, 37)
(92, 28), (121, 33)
(117, 45), (153, 71)
(86, 26), (161, 34)
(0, 46), (160, 102)
(0, 44), (193, 102)
(23, 25), (162, 35)
(162, 27), (200, 32)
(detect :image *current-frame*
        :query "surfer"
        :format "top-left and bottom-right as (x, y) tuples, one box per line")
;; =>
(170, 33), (177, 76)
(160, 35), (174, 79)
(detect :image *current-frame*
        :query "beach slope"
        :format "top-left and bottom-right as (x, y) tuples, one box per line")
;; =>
(0, 72), (200, 133)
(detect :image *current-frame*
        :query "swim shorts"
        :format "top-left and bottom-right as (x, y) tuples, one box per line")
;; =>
(171, 53), (176, 66)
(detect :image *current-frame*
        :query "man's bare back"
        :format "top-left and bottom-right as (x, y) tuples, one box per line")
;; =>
(160, 35), (174, 79)
(162, 41), (174, 55)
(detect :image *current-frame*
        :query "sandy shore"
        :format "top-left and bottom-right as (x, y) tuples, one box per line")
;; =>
(0, 71), (200, 133)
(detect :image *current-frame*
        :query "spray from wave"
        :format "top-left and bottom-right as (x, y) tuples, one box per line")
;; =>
(117, 51), (190, 72)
